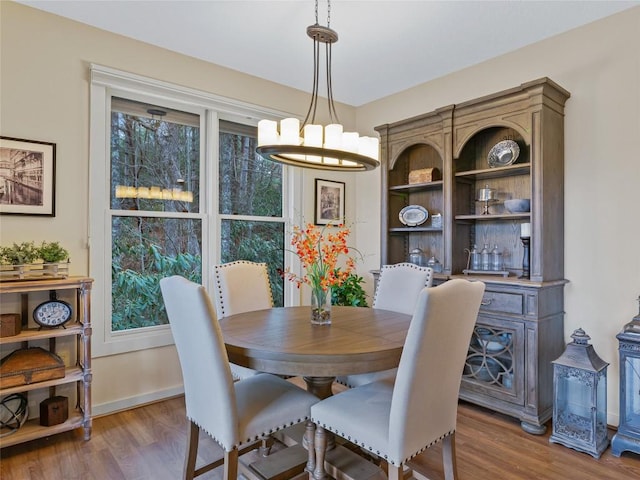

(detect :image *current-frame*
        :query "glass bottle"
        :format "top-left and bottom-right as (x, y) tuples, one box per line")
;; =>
(491, 244), (503, 271)
(470, 244), (480, 270)
(427, 256), (442, 273)
(480, 244), (490, 271)
(409, 248), (425, 266)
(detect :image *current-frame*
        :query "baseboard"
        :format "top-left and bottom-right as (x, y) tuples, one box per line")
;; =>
(92, 386), (184, 418)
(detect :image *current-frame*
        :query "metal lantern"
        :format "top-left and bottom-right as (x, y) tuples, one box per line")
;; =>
(611, 297), (640, 457)
(550, 328), (609, 458)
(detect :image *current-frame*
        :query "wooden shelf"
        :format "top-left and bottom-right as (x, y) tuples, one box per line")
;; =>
(0, 366), (83, 396)
(389, 227), (443, 233)
(0, 324), (84, 345)
(455, 163), (531, 180)
(0, 411), (85, 448)
(0, 276), (92, 294)
(455, 213), (530, 221)
(0, 276), (93, 448)
(389, 180), (443, 193)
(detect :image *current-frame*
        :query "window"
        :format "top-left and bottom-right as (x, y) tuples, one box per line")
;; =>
(218, 121), (285, 306)
(90, 65), (297, 356)
(110, 98), (203, 331)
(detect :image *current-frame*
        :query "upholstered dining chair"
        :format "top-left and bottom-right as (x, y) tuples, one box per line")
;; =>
(308, 278), (485, 480)
(160, 276), (318, 480)
(213, 260), (274, 380)
(336, 262), (433, 388)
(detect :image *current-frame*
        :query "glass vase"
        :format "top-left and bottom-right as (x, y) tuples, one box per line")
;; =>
(311, 287), (331, 325)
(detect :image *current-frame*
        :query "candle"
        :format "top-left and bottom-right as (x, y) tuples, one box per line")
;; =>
(521, 222), (531, 238)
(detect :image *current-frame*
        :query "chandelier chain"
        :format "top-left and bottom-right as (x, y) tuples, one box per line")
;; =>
(314, 0), (331, 28)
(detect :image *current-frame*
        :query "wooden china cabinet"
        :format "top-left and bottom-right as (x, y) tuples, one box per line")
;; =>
(376, 78), (570, 434)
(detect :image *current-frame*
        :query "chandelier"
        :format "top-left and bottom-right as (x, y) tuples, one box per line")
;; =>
(256, 0), (379, 171)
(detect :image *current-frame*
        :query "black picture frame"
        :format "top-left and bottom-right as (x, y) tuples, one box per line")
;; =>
(315, 178), (345, 225)
(0, 136), (56, 216)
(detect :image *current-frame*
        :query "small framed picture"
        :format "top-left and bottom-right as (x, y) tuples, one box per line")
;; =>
(315, 178), (345, 225)
(0, 136), (56, 216)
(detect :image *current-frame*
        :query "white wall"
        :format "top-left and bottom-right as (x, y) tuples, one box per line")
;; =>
(355, 7), (640, 426)
(2, 2), (638, 424)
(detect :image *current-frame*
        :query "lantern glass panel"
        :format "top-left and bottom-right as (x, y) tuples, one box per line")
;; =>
(625, 355), (640, 428)
(556, 366), (593, 438)
(596, 370), (607, 440)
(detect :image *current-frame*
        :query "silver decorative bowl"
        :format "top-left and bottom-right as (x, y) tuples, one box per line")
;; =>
(504, 198), (530, 213)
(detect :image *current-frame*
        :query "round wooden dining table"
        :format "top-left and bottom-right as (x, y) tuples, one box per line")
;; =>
(219, 305), (412, 399)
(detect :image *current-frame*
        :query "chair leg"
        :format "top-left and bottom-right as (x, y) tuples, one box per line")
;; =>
(223, 448), (239, 480)
(442, 432), (458, 480)
(184, 421), (200, 480)
(259, 436), (274, 456)
(305, 420), (316, 473)
(387, 464), (402, 480)
(312, 425), (328, 479)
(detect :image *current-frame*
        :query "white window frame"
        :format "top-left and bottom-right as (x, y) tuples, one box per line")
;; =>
(90, 65), (300, 357)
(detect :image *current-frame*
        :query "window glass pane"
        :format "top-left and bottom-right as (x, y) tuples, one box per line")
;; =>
(219, 121), (282, 216)
(111, 216), (202, 331)
(220, 219), (284, 307)
(111, 97), (200, 213)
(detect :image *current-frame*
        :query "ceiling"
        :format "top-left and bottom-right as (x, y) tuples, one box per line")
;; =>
(17, 0), (639, 106)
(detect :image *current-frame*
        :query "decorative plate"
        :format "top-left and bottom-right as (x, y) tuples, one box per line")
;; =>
(488, 140), (520, 168)
(399, 205), (429, 226)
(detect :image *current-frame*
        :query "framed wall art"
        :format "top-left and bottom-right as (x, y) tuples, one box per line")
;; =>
(0, 136), (56, 216)
(315, 178), (345, 225)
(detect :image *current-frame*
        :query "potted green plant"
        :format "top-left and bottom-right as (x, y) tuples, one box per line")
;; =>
(38, 241), (70, 263)
(331, 271), (369, 307)
(38, 241), (70, 275)
(0, 242), (39, 274)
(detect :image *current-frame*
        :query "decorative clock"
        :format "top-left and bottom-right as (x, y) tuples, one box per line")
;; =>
(33, 291), (72, 329)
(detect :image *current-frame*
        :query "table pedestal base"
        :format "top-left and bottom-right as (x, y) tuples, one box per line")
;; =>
(303, 376), (335, 399)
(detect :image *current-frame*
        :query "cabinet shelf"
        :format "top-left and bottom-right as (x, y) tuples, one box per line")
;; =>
(389, 180), (443, 194)
(455, 213), (530, 222)
(455, 163), (531, 180)
(389, 227), (443, 233)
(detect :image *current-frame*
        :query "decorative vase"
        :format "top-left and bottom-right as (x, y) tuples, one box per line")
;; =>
(310, 287), (331, 325)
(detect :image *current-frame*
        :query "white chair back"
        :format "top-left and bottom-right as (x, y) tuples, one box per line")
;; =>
(160, 275), (239, 448)
(373, 263), (433, 315)
(213, 261), (273, 319)
(388, 278), (485, 462)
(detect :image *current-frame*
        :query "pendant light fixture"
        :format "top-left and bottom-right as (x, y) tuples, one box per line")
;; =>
(256, 0), (379, 171)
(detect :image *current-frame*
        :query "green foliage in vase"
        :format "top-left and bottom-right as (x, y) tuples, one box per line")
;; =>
(331, 271), (369, 307)
(38, 241), (70, 263)
(0, 242), (39, 265)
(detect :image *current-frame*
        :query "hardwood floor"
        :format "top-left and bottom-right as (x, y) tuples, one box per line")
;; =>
(1, 394), (638, 480)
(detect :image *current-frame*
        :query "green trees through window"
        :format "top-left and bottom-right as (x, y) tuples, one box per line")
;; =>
(110, 98), (202, 331)
(219, 121), (285, 306)
(109, 101), (285, 332)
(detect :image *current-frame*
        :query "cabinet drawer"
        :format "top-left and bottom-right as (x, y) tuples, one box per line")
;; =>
(480, 291), (523, 315)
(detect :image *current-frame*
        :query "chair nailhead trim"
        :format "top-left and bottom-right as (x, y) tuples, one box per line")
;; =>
(312, 418), (454, 466)
(192, 415), (310, 450)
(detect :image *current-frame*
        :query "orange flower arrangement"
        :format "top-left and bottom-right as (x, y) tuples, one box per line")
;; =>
(282, 223), (357, 316)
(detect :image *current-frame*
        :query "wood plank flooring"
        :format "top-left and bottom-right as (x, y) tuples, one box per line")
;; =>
(1, 394), (638, 479)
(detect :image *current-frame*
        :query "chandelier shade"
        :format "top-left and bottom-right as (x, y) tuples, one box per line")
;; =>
(256, 0), (379, 171)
